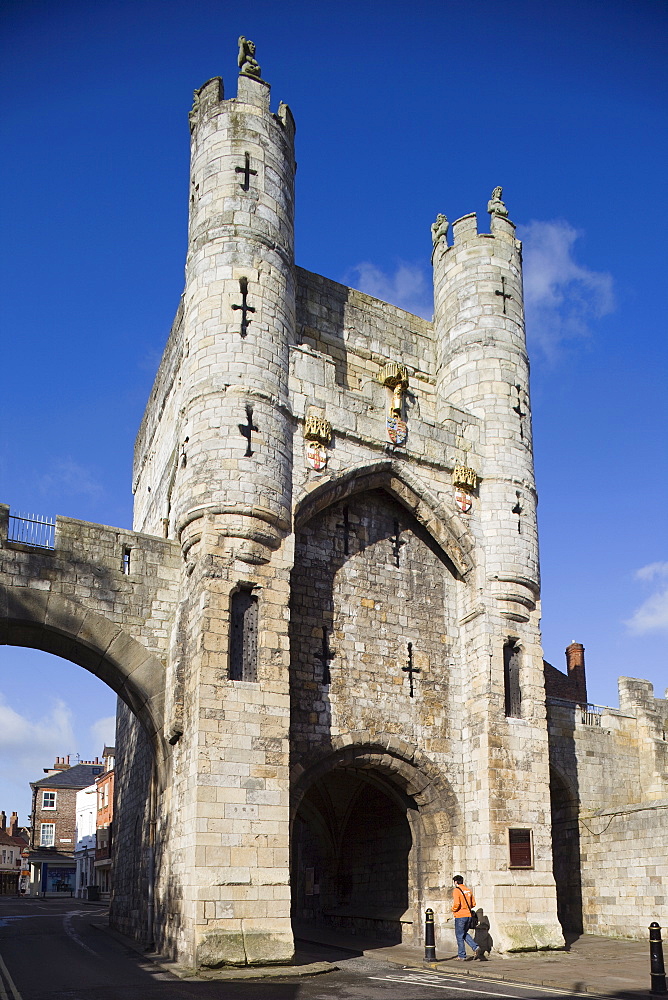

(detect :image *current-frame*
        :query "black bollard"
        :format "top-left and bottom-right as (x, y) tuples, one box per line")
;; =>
(650, 922), (667, 995)
(425, 908), (436, 962)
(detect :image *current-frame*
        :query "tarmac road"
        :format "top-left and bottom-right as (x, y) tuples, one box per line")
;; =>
(0, 897), (633, 1000)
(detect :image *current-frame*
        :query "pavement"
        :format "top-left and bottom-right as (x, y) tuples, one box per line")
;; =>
(83, 904), (659, 995)
(291, 922), (657, 997)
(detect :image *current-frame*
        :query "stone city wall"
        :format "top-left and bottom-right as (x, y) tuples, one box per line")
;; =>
(548, 678), (668, 939)
(579, 799), (668, 938)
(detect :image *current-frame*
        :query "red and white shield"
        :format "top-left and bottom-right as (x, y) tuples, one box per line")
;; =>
(306, 441), (327, 472)
(455, 489), (472, 513)
(387, 416), (408, 445)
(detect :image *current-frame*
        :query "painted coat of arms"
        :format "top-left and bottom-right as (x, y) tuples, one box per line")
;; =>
(387, 416), (407, 446)
(306, 441), (328, 472)
(454, 489), (473, 514)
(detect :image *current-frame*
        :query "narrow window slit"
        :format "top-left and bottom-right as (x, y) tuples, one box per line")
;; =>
(229, 588), (258, 682)
(504, 639), (521, 718)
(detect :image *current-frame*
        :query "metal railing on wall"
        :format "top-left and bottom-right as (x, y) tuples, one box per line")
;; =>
(7, 512), (56, 549)
(547, 696), (604, 726)
(580, 703), (603, 727)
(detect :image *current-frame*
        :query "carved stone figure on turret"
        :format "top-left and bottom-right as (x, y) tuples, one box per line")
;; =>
(487, 185), (509, 217)
(431, 212), (449, 246)
(430, 212), (449, 262)
(238, 35), (262, 78)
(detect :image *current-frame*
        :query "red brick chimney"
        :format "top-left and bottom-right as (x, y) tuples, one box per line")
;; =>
(8, 813), (18, 837)
(0, 811), (5, 831)
(565, 641), (587, 703)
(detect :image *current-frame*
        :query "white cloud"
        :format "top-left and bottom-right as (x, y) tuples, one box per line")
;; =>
(635, 562), (668, 582)
(520, 220), (614, 358)
(625, 562), (668, 634)
(0, 696), (74, 753)
(346, 261), (433, 320)
(38, 458), (103, 499)
(346, 221), (614, 345)
(90, 715), (116, 751)
(0, 695), (76, 811)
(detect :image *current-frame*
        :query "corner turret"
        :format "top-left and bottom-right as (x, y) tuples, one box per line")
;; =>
(432, 190), (537, 619)
(177, 45), (297, 561)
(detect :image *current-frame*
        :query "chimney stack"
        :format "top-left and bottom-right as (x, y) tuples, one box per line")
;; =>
(8, 813), (18, 837)
(565, 641), (587, 703)
(0, 811), (5, 831)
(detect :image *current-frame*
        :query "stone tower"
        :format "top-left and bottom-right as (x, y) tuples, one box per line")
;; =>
(126, 45), (564, 965)
(432, 202), (557, 949)
(132, 54), (298, 966)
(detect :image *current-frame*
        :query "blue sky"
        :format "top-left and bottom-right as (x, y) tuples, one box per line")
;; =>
(1, 0), (666, 821)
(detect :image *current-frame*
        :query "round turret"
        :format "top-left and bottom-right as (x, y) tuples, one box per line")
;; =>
(174, 68), (297, 557)
(432, 196), (538, 617)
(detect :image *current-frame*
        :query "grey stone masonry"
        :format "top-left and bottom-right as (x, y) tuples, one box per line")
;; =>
(548, 677), (668, 939)
(3, 44), (664, 970)
(0, 504), (179, 742)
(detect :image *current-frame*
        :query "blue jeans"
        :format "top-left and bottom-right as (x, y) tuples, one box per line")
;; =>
(454, 916), (477, 958)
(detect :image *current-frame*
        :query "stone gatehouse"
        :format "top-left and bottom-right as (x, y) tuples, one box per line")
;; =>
(1, 41), (665, 969)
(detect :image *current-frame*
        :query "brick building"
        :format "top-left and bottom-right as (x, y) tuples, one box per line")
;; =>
(94, 748), (115, 897)
(29, 756), (104, 895)
(0, 813), (28, 895)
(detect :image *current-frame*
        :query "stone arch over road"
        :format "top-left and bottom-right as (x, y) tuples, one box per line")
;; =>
(0, 586), (167, 742)
(290, 734), (460, 942)
(0, 504), (182, 746)
(291, 733), (459, 834)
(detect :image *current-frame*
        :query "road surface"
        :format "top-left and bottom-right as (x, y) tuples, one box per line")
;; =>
(0, 897), (605, 1000)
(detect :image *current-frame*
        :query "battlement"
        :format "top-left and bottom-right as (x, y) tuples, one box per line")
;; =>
(188, 64), (294, 139)
(451, 211), (517, 246)
(236, 71), (270, 111)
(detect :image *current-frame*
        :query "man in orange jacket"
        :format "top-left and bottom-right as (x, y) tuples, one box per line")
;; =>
(452, 875), (480, 960)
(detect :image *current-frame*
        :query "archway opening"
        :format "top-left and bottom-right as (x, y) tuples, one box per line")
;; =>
(550, 767), (583, 935)
(0, 636), (157, 943)
(292, 768), (416, 944)
(0, 646), (117, 896)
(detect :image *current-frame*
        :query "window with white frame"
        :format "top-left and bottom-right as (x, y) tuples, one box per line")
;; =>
(40, 823), (55, 847)
(42, 790), (57, 810)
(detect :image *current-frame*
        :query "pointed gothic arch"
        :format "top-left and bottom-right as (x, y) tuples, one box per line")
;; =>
(293, 460), (474, 578)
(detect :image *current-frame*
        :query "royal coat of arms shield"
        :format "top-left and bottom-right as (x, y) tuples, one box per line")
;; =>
(306, 441), (328, 472)
(387, 416), (407, 445)
(454, 489), (472, 514)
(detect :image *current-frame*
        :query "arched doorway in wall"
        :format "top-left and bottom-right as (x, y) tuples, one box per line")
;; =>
(292, 766), (416, 944)
(291, 740), (458, 947)
(550, 766), (583, 935)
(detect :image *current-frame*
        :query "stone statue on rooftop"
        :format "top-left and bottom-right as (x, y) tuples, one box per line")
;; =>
(431, 213), (449, 263)
(238, 36), (262, 79)
(431, 213), (449, 246)
(487, 186), (509, 218)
